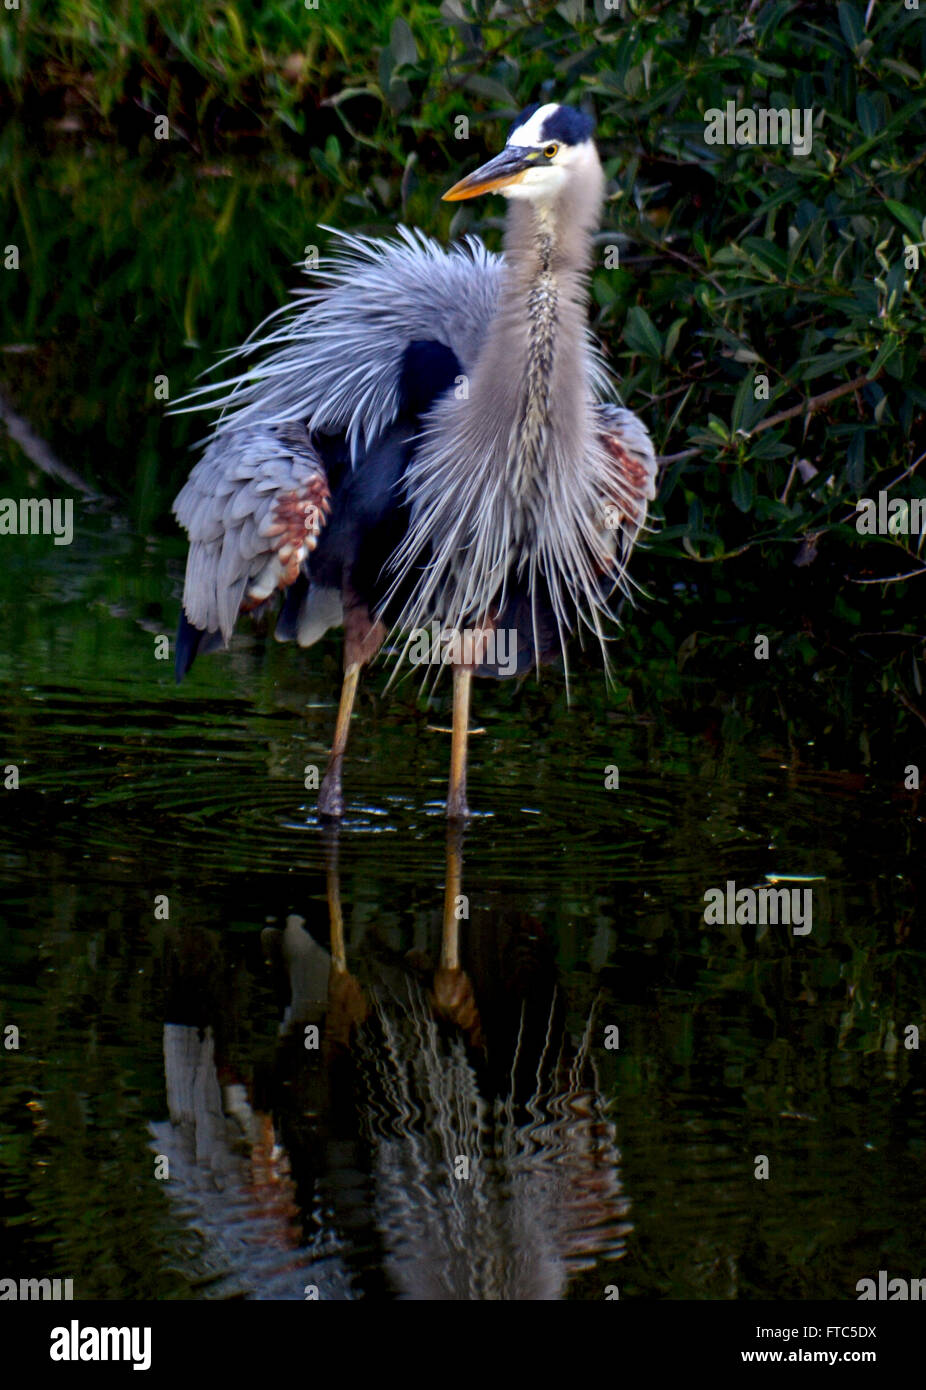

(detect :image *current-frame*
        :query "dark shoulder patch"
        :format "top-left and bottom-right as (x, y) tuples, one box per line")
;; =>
(541, 105), (594, 145)
(507, 102), (541, 142)
(399, 340), (461, 422)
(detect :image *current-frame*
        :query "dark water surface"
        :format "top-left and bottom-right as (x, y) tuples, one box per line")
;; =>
(1, 138), (924, 1302)
(1, 512), (923, 1302)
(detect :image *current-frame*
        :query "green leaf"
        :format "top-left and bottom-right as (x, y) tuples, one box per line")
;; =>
(799, 349), (864, 381)
(843, 96), (926, 167)
(846, 428), (866, 491)
(731, 468), (755, 514)
(881, 59), (922, 83)
(838, 2), (865, 51)
(663, 317), (687, 361)
(623, 305), (663, 359)
(390, 18), (418, 69)
(856, 92), (881, 139)
(731, 373), (765, 435)
(741, 237), (789, 279)
(378, 46), (394, 93)
(870, 335), (900, 375)
(687, 496), (704, 537)
(885, 260), (906, 313)
(465, 75), (515, 104)
(884, 200), (925, 243)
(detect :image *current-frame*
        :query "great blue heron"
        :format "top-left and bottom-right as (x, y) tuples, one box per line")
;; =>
(173, 101), (657, 818)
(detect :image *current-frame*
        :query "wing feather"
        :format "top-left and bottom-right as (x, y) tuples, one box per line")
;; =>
(173, 422), (330, 644)
(172, 228), (504, 461)
(593, 403), (658, 562)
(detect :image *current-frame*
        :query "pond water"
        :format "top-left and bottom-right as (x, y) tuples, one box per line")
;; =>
(1, 135), (924, 1302)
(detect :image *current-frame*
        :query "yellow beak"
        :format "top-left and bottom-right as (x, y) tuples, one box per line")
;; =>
(442, 147), (534, 201)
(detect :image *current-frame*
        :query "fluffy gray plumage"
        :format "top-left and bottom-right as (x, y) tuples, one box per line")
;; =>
(386, 145), (655, 674)
(173, 124), (657, 676)
(175, 228), (518, 458)
(174, 421), (327, 641)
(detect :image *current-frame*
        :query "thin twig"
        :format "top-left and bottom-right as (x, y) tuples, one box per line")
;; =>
(656, 447), (700, 467)
(850, 567), (926, 585)
(895, 688), (926, 732)
(655, 373), (881, 471)
(748, 373), (879, 437)
(683, 541), (756, 564)
(835, 447), (926, 529)
(885, 449), (926, 492)
(0, 386), (107, 500)
(642, 238), (727, 296)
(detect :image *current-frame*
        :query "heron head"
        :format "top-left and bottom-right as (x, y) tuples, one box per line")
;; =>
(443, 102), (598, 205)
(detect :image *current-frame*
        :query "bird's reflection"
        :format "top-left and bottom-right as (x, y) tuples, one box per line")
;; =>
(151, 828), (630, 1300)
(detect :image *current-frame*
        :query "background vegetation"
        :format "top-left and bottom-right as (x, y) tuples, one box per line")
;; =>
(2, 0), (926, 765)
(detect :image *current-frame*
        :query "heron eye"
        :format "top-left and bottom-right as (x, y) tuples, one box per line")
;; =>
(543, 143), (558, 158)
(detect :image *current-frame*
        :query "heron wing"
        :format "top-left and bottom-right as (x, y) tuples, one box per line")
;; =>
(172, 228), (504, 462)
(172, 421), (330, 672)
(594, 403), (658, 559)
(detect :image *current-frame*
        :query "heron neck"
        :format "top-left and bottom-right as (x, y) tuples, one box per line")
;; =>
(500, 197), (592, 315)
(495, 196), (595, 491)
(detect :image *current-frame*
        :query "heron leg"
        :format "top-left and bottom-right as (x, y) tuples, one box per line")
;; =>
(432, 821), (483, 1047)
(318, 662), (360, 819)
(317, 605), (385, 819)
(447, 665), (472, 821)
(321, 823), (367, 1054)
(441, 821), (465, 964)
(322, 825), (347, 973)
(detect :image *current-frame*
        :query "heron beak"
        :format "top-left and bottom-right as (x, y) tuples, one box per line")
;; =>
(442, 146), (535, 201)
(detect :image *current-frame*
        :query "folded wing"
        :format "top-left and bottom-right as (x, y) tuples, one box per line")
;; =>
(594, 402), (658, 564)
(172, 421), (330, 677)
